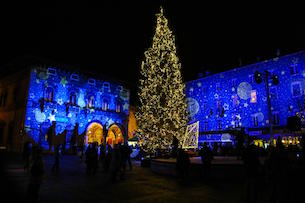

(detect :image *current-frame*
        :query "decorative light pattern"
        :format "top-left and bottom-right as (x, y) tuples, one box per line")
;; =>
(136, 7), (188, 153)
(186, 51), (305, 142)
(24, 67), (129, 149)
(182, 121), (199, 149)
(48, 114), (56, 123)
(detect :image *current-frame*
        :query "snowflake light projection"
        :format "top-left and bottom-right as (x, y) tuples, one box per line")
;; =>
(24, 67), (130, 150)
(186, 51), (305, 143)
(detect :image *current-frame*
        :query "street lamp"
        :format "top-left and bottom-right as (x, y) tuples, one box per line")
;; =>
(254, 70), (279, 146)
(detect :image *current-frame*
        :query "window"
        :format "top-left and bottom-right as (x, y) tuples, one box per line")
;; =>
(13, 86), (20, 105)
(204, 122), (208, 131)
(217, 120), (222, 130)
(232, 94), (239, 107)
(268, 69), (274, 75)
(116, 86), (123, 92)
(235, 121), (240, 128)
(290, 65), (299, 75)
(273, 112), (279, 125)
(69, 92), (77, 106)
(116, 102), (122, 113)
(216, 100), (224, 117)
(0, 121), (5, 144)
(231, 78), (237, 87)
(88, 78), (96, 86)
(102, 82), (111, 93)
(102, 99), (109, 111)
(45, 87), (53, 102)
(249, 74), (254, 83)
(202, 86), (207, 94)
(203, 101), (208, 110)
(70, 73), (79, 81)
(250, 90), (257, 103)
(120, 89), (129, 100)
(7, 122), (14, 145)
(216, 100), (222, 109)
(216, 83), (220, 91)
(269, 87), (278, 99)
(87, 95), (94, 108)
(291, 82), (302, 97)
(0, 90), (8, 107)
(253, 115), (258, 127)
(47, 67), (57, 76)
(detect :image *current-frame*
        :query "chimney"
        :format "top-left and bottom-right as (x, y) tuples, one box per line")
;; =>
(238, 58), (242, 66)
(197, 72), (204, 78)
(276, 49), (280, 57)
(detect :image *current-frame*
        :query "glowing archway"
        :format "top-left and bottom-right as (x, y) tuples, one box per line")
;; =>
(86, 122), (104, 145)
(107, 124), (124, 146)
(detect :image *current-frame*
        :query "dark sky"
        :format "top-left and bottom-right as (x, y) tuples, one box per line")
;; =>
(2, 1), (305, 105)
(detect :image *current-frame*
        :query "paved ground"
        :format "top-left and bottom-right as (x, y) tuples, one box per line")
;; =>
(154, 156), (244, 165)
(1, 153), (304, 202)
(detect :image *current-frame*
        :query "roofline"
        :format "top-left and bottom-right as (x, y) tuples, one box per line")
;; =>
(1, 57), (131, 90)
(33, 65), (132, 90)
(186, 50), (305, 84)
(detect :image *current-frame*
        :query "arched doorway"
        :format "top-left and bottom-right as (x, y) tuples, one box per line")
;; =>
(106, 124), (124, 146)
(86, 122), (104, 146)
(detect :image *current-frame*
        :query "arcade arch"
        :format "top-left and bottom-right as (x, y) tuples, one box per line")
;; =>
(106, 124), (124, 146)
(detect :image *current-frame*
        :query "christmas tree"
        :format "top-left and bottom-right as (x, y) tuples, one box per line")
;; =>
(136, 7), (188, 154)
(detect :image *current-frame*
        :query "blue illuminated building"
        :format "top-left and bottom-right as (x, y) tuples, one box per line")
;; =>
(24, 66), (130, 150)
(186, 51), (305, 144)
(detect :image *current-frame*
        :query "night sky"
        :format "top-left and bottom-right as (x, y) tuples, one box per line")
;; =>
(2, 1), (305, 105)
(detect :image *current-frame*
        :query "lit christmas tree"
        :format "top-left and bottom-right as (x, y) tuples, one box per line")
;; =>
(136, 7), (188, 154)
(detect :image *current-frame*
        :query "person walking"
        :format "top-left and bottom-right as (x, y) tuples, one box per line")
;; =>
(127, 144), (133, 171)
(266, 138), (287, 203)
(85, 143), (93, 175)
(199, 142), (213, 179)
(80, 144), (84, 161)
(182, 149), (190, 180)
(104, 143), (112, 172)
(92, 142), (99, 175)
(51, 145), (61, 174)
(26, 146), (45, 202)
(242, 142), (260, 203)
(99, 144), (106, 169)
(119, 144), (127, 180)
(109, 144), (121, 181)
(22, 141), (32, 173)
(176, 148), (190, 183)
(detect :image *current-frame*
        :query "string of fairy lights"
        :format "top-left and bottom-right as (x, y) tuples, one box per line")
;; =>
(136, 7), (189, 153)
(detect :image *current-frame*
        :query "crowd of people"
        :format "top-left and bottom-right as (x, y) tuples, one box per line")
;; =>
(21, 141), (133, 202)
(21, 134), (304, 202)
(84, 142), (133, 180)
(175, 136), (305, 202)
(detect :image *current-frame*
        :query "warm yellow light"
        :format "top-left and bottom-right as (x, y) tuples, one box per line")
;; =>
(136, 7), (188, 153)
(250, 90), (257, 103)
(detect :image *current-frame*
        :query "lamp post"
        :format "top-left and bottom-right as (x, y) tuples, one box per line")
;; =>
(255, 70), (279, 146)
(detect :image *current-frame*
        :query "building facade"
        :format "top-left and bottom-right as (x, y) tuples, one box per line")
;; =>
(186, 51), (305, 145)
(0, 65), (130, 152)
(0, 69), (29, 152)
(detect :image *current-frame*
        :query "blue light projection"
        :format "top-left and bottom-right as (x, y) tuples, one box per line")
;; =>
(186, 51), (305, 142)
(24, 67), (130, 149)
